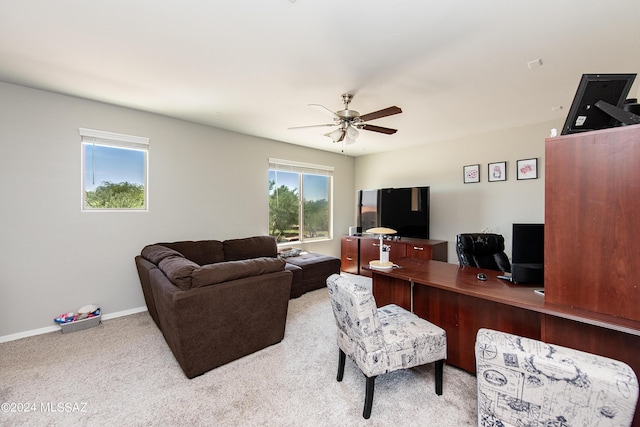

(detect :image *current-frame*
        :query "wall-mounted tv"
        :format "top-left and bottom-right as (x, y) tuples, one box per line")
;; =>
(357, 186), (430, 239)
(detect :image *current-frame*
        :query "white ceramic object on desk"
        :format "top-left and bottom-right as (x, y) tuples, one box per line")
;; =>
(369, 260), (394, 272)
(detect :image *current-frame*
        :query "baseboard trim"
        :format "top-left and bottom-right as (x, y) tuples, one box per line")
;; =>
(0, 306), (148, 343)
(101, 306), (148, 321)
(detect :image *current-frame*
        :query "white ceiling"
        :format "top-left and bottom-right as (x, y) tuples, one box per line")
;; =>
(1, 1), (639, 156)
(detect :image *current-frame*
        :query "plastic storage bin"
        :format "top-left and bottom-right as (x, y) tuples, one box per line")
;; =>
(60, 314), (101, 334)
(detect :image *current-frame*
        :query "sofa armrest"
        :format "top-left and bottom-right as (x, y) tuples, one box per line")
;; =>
(135, 255), (161, 327)
(149, 268), (292, 378)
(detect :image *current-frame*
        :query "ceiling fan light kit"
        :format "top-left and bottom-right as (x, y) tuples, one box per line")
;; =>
(327, 128), (344, 142)
(291, 93), (402, 147)
(346, 125), (359, 140)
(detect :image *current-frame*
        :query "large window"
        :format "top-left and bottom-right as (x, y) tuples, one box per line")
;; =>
(80, 128), (149, 211)
(268, 158), (333, 243)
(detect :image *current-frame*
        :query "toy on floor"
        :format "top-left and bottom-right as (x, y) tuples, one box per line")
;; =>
(54, 305), (100, 324)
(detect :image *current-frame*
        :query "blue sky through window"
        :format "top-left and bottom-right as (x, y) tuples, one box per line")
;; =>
(303, 174), (329, 201)
(84, 144), (145, 192)
(268, 170), (328, 201)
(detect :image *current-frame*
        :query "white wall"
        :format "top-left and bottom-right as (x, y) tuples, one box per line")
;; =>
(0, 80), (569, 340)
(0, 82), (355, 339)
(355, 120), (563, 263)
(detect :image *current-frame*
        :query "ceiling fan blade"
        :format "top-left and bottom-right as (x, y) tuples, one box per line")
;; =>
(361, 124), (398, 135)
(359, 106), (402, 122)
(309, 104), (339, 118)
(288, 123), (336, 129)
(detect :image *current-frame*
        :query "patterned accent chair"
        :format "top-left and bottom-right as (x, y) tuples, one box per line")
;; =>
(326, 274), (447, 419)
(475, 328), (639, 427)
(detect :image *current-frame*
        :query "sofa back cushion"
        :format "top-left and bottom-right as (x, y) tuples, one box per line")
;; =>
(157, 256), (200, 290)
(141, 245), (185, 264)
(191, 257), (286, 288)
(223, 236), (277, 261)
(160, 240), (224, 265)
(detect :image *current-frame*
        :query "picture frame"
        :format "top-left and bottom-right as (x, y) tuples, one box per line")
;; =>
(517, 158), (538, 180)
(463, 164), (480, 184)
(488, 161), (507, 182)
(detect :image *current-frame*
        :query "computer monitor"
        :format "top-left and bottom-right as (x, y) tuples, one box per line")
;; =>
(510, 223), (544, 285)
(561, 73), (637, 135)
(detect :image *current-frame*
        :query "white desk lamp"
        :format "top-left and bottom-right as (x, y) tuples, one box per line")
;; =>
(366, 227), (397, 269)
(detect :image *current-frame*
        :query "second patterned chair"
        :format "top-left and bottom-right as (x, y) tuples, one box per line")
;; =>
(326, 273), (447, 419)
(475, 328), (639, 426)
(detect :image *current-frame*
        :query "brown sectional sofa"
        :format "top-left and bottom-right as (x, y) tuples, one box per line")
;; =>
(135, 236), (293, 378)
(134, 235), (341, 378)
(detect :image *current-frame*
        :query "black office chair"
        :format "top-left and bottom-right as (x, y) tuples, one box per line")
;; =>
(455, 233), (511, 272)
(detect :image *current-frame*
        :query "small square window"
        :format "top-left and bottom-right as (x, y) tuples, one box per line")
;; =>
(80, 128), (149, 211)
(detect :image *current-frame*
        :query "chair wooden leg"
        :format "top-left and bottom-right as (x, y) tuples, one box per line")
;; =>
(363, 375), (376, 419)
(435, 359), (444, 395)
(337, 349), (346, 382)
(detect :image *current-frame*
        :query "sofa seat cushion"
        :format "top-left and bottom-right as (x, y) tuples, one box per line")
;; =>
(191, 257), (286, 288)
(158, 256), (200, 290)
(141, 244), (185, 264)
(223, 236), (277, 261)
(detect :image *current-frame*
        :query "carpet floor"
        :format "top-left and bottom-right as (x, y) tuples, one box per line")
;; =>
(0, 275), (478, 426)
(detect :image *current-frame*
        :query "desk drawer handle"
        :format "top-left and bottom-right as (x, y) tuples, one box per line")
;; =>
(346, 257), (353, 261)
(413, 246), (424, 251)
(373, 243), (380, 247)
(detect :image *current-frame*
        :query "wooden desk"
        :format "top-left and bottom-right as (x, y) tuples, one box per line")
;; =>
(371, 258), (640, 378)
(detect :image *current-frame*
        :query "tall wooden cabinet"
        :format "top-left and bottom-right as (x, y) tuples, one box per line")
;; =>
(340, 235), (448, 276)
(544, 125), (640, 426)
(545, 124), (640, 322)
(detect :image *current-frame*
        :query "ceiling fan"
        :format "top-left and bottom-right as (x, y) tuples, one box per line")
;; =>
(290, 93), (402, 145)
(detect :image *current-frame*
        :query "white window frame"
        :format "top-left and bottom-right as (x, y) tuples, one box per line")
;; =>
(268, 158), (334, 244)
(80, 128), (149, 212)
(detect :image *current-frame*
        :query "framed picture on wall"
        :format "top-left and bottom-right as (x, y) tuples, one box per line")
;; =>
(463, 164), (480, 183)
(488, 161), (507, 182)
(517, 158), (538, 180)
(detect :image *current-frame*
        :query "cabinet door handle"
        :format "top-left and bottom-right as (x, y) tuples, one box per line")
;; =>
(413, 246), (424, 250)
(346, 257), (353, 261)
(373, 243), (380, 247)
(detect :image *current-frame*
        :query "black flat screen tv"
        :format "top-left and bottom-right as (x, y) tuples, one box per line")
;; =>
(510, 223), (544, 285)
(561, 73), (636, 135)
(357, 187), (430, 239)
